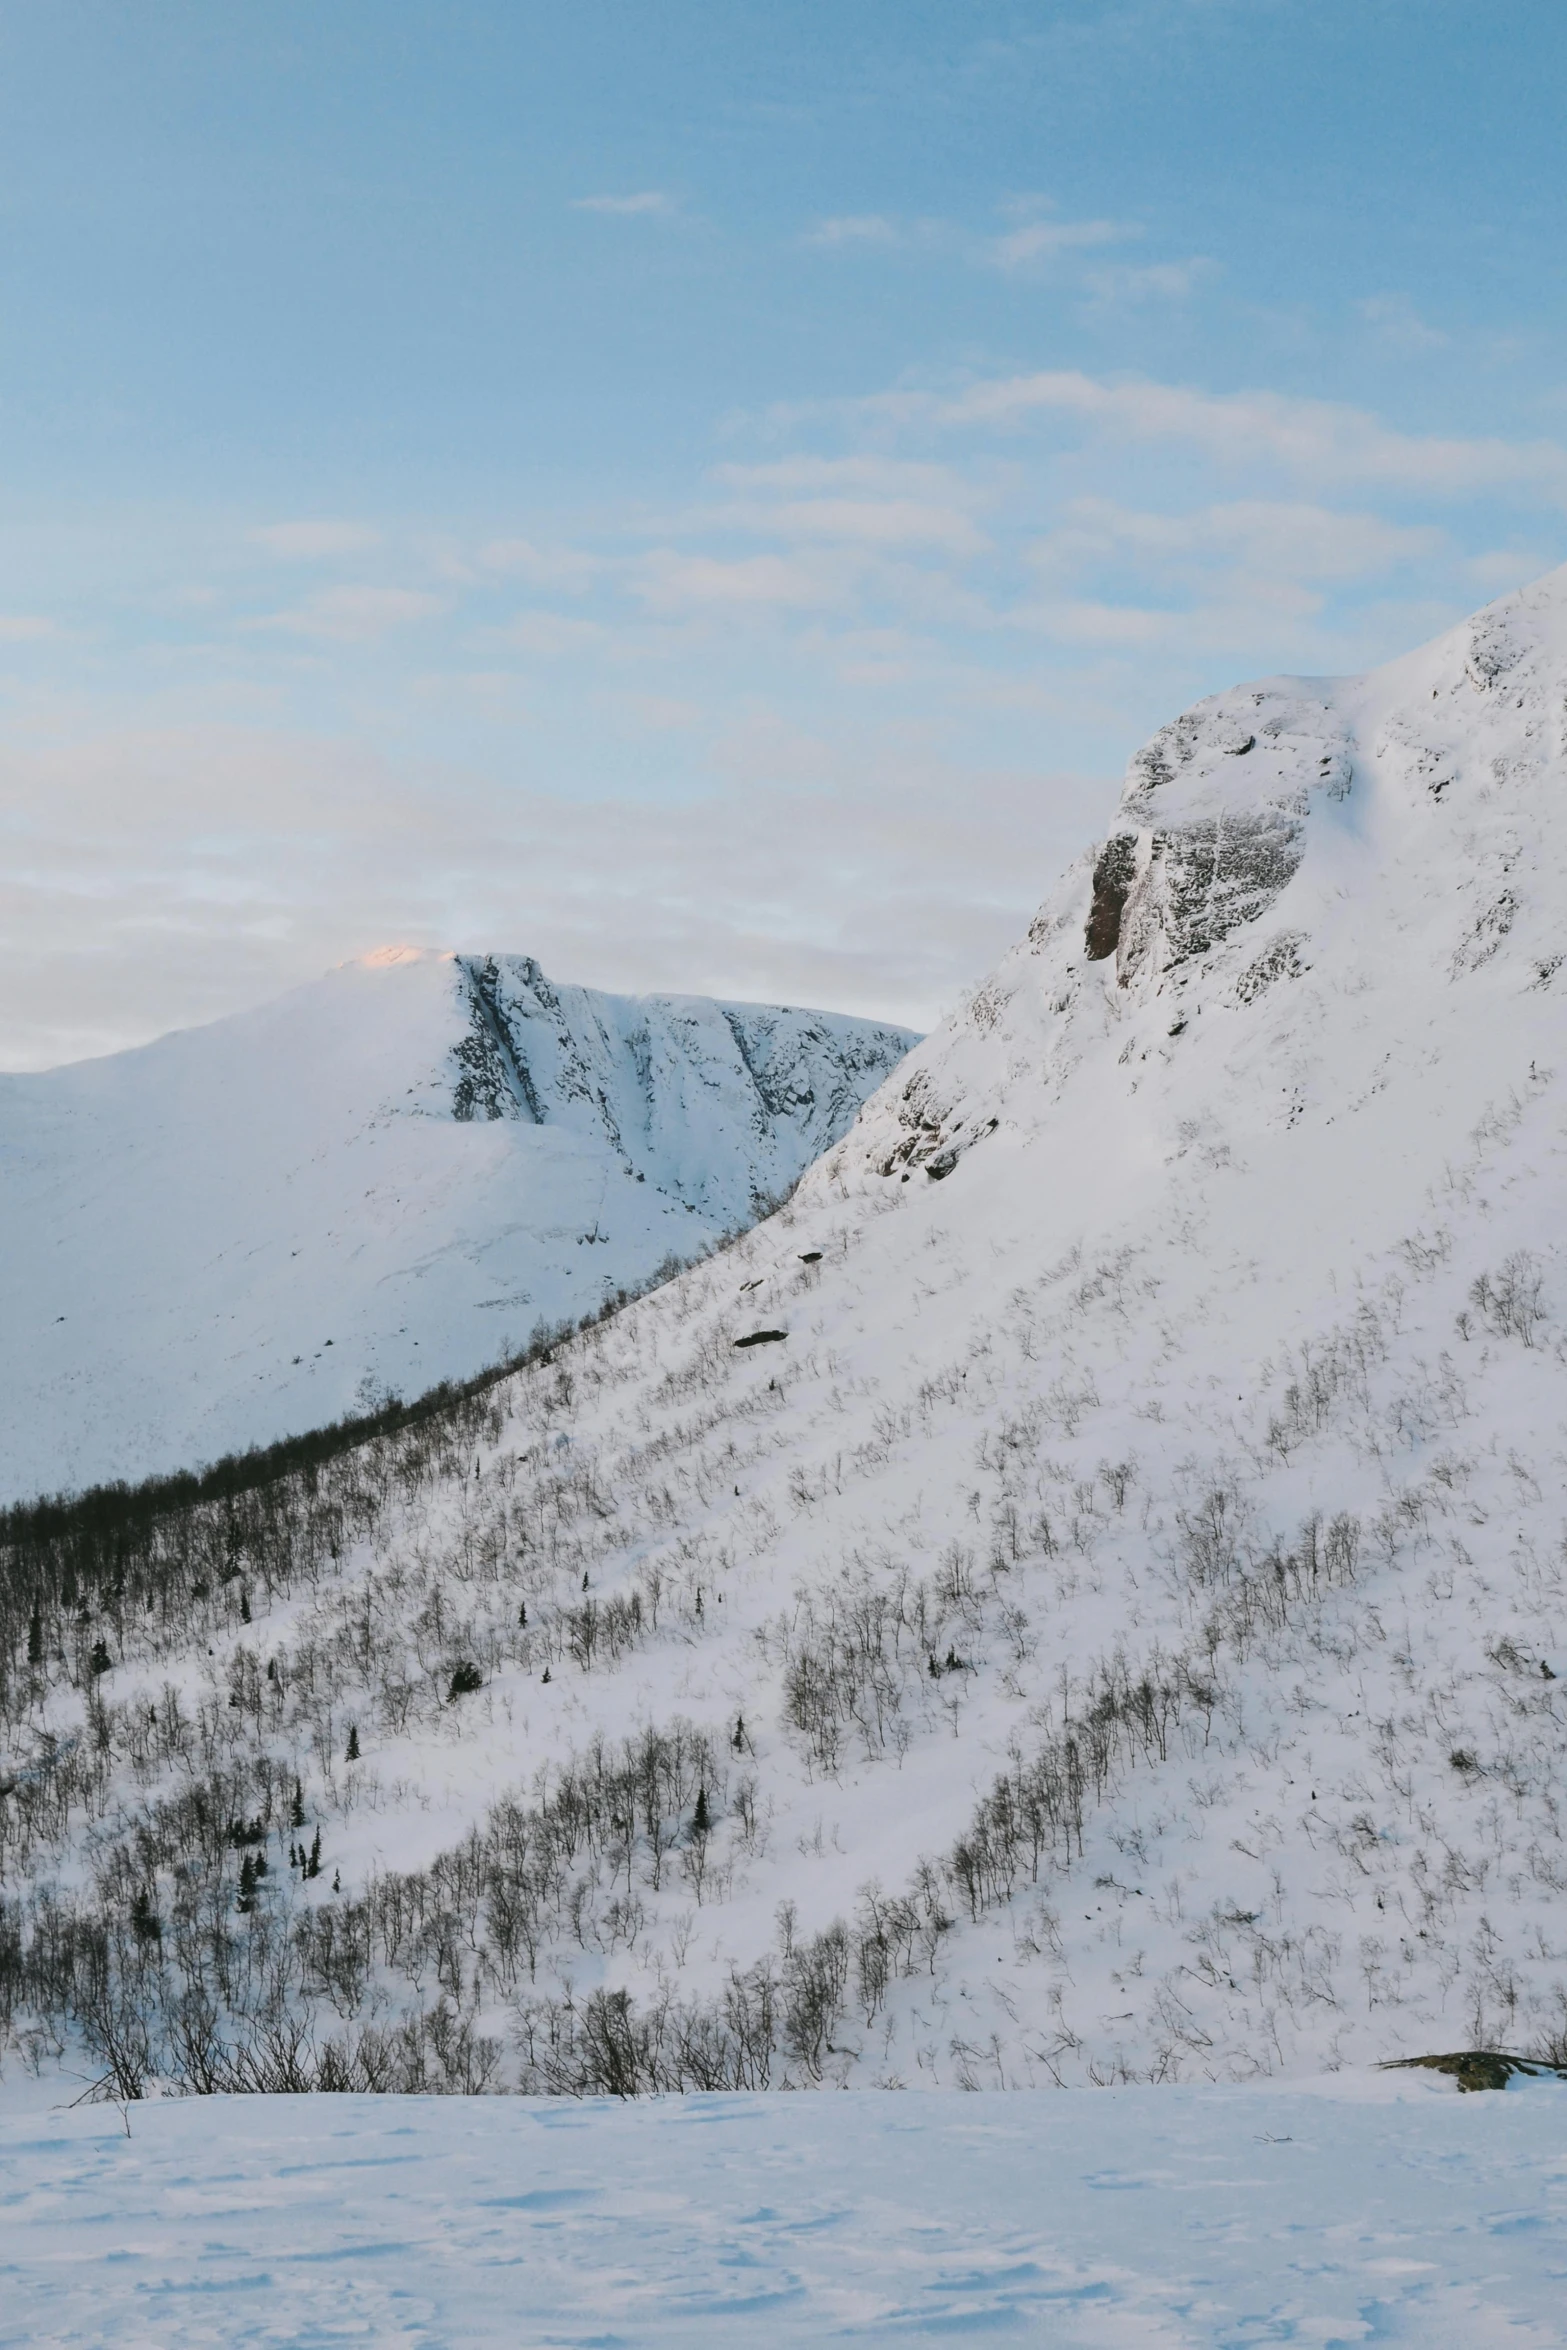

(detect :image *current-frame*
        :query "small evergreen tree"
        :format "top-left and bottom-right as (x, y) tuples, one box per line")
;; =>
(240, 1589), (252, 1623)
(447, 1661), (483, 1701)
(346, 1723), (360, 1761)
(88, 1637), (113, 1677)
(692, 1786), (712, 1841)
(237, 1853), (257, 1914)
(290, 1778), (305, 1828)
(306, 1828), (322, 1880)
(26, 1606), (42, 1669)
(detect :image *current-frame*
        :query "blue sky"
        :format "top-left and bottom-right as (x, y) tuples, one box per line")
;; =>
(3, 0), (1566, 1064)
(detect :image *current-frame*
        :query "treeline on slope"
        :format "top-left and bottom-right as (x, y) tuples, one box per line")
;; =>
(515, 1499), (1379, 2092)
(0, 1655), (1177, 2098)
(4, 1222), (1555, 2098)
(0, 1248), (710, 1706)
(1, 1496), (1379, 2098)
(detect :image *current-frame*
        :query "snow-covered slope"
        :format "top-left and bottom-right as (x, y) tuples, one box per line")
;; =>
(0, 952), (915, 1501)
(8, 570), (1567, 2101)
(9, 2080), (1565, 2346)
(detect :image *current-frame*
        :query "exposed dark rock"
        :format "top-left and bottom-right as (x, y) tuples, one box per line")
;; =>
(1085, 834), (1139, 961)
(1236, 932), (1309, 1005)
(1381, 2050), (1567, 2093)
(452, 957), (546, 1123)
(1466, 612), (1525, 693)
(1116, 806), (1307, 986)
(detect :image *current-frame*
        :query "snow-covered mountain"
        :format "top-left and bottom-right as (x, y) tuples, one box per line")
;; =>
(0, 951), (915, 1501)
(7, 570), (1567, 2101)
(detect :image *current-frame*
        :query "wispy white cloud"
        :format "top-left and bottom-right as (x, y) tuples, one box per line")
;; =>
(713, 495), (989, 556)
(803, 204), (1144, 279)
(1007, 496), (1455, 653)
(0, 615), (58, 642)
(633, 549), (863, 615)
(500, 611), (608, 659)
(706, 455), (992, 556)
(991, 215), (1136, 271)
(254, 520), (381, 560)
(479, 539), (604, 593)
(619, 693), (701, 732)
(1082, 258), (1215, 305)
(572, 190), (675, 216)
(850, 368), (1567, 501)
(1466, 544), (1556, 593)
(1357, 293), (1449, 352)
(1007, 598), (1175, 647)
(1030, 497), (1445, 585)
(807, 214), (901, 248)
(713, 454), (976, 498)
(250, 585), (445, 642)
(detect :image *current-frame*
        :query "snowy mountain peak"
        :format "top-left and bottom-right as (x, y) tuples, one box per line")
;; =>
(446, 952), (909, 1217)
(1087, 564), (1567, 999)
(1087, 679), (1345, 991)
(832, 567), (1567, 1191)
(0, 954), (915, 1500)
(355, 942), (447, 969)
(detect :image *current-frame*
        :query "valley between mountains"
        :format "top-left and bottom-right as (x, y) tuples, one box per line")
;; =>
(6, 571), (1567, 2100)
(0, 955), (913, 1502)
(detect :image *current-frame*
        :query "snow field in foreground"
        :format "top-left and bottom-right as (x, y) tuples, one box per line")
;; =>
(3, 2077), (1565, 2347)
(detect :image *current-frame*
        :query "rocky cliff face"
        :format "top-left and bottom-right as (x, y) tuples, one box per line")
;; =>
(448, 953), (914, 1219)
(836, 568), (1567, 1196)
(0, 952), (915, 1500)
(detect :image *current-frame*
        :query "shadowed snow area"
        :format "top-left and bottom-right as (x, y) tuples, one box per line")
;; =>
(0, 952), (916, 1500)
(4, 2080), (1566, 2346)
(8, 571), (1567, 2109)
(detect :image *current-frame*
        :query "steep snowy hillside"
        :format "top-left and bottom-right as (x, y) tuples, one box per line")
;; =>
(6, 570), (1567, 2102)
(0, 951), (914, 1501)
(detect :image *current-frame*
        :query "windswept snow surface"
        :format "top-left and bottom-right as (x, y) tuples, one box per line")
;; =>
(4, 2079), (1566, 2346)
(11, 571), (1567, 2104)
(0, 951), (914, 1501)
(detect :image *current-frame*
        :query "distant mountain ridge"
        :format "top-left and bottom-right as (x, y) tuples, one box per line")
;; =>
(447, 952), (908, 1205)
(0, 950), (915, 1502)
